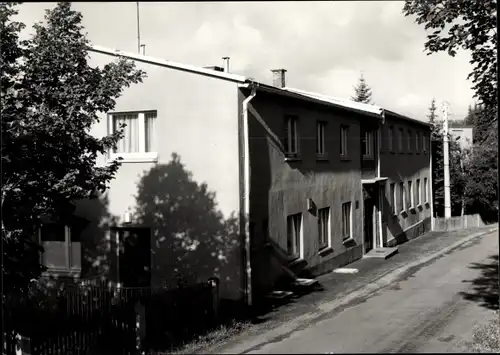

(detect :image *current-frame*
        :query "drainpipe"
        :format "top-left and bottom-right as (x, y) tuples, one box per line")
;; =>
(242, 82), (257, 307)
(377, 111), (384, 248)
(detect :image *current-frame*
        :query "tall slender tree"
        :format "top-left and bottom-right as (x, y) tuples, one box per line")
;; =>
(351, 73), (373, 104)
(427, 98), (437, 123)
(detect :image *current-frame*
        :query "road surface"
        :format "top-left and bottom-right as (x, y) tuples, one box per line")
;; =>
(242, 231), (498, 353)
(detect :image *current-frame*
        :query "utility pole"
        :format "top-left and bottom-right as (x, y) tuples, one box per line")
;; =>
(442, 101), (452, 218)
(136, 2), (141, 54)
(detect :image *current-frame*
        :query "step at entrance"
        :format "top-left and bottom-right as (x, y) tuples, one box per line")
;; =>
(364, 247), (398, 259)
(292, 278), (319, 288)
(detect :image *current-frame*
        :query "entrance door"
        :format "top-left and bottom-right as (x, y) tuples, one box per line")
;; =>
(363, 185), (375, 253)
(118, 228), (151, 287)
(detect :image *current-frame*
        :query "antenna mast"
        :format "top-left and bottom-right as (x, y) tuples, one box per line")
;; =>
(136, 2), (141, 54)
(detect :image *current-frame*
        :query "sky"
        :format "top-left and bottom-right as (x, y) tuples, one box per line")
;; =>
(15, 1), (476, 121)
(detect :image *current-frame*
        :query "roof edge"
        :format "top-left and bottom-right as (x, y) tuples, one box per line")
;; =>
(88, 44), (248, 83)
(384, 109), (432, 128)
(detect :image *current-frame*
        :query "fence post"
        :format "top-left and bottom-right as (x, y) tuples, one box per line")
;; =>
(135, 301), (146, 355)
(19, 335), (33, 355)
(208, 277), (220, 322)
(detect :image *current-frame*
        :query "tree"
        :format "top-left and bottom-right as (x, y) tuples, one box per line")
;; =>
(1, 2), (146, 296)
(427, 98), (438, 123)
(402, 0), (497, 142)
(351, 73), (373, 103)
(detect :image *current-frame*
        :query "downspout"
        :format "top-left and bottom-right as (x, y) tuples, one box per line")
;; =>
(242, 82), (257, 307)
(377, 111), (385, 248)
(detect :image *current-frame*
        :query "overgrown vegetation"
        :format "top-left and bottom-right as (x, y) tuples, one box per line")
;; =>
(463, 312), (499, 353)
(1, 2), (145, 300)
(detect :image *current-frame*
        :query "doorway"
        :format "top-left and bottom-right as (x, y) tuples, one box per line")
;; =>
(116, 227), (152, 287)
(363, 184), (376, 253)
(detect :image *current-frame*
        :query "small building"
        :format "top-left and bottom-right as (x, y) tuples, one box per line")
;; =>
(448, 122), (474, 151)
(38, 45), (432, 308)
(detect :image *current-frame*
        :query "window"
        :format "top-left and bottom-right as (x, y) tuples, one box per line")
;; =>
(390, 183), (396, 214)
(407, 129), (412, 152)
(423, 134), (428, 153)
(398, 128), (403, 152)
(316, 121), (326, 157)
(109, 110), (158, 162)
(40, 223), (81, 271)
(416, 179), (421, 205)
(399, 182), (406, 213)
(340, 125), (349, 157)
(416, 132), (420, 153)
(388, 126), (394, 152)
(287, 213), (302, 259)
(424, 178), (429, 203)
(362, 131), (373, 159)
(341, 202), (352, 240)
(408, 180), (414, 208)
(284, 115), (299, 156)
(318, 207), (330, 250)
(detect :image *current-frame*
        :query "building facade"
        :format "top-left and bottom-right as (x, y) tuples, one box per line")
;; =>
(39, 45), (432, 306)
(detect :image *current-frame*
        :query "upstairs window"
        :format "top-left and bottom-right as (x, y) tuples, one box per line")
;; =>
(109, 110), (158, 162)
(407, 129), (412, 152)
(362, 131), (373, 159)
(340, 125), (349, 157)
(388, 126), (394, 152)
(316, 121), (326, 157)
(284, 115), (299, 156)
(416, 132), (420, 152)
(398, 128), (404, 152)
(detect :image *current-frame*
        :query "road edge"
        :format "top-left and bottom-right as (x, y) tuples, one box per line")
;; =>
(213, 226), (498, 354)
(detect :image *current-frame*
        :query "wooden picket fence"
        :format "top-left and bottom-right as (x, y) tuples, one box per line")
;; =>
(4, 279), (220, 355)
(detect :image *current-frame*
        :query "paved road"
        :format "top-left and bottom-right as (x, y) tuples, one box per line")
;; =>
(242, 231), (498, 354)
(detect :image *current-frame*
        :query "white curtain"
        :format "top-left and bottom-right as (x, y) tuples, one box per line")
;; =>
(114, 114), (139, 153)
(145, 111), (157, 152)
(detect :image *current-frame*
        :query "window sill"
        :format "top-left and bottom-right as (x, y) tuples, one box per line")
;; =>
(42, 267), (82, 277)
(389, 150), (396, 154)
(109, 152), (158, 163)
(284, 155), (301, 162)
(316, 153), (329, 161)
(340, 155), (351, 161)
(319, 246), (333, 257)
(362, 155), (374, 161)
(288, 257), (306, 268)
(342, 237), (356, 246)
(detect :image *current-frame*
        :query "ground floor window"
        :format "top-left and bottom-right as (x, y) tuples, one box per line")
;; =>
(318, 207), (330, 250)
(342, 202), (352, 240)
(287, 213), (302, 259)
(40, 223), (82, 271)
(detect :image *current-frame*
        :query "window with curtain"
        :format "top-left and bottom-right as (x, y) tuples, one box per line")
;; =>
(145, 111), (157, 152)
(113, 113), (140, 153)
(110, 110), (158, 157)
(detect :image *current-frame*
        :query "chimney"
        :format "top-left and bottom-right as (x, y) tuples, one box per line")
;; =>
(222, 57), (230, 73)
(271, 69), (287, 88)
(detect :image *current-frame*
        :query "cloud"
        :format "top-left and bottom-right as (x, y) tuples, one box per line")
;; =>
(14, 1), (476, 121)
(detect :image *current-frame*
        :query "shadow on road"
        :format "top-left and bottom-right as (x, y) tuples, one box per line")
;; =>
(459, 255), (499, 311)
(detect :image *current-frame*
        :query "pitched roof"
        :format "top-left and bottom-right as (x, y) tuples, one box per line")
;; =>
(88, 44), (431, 128)
(89, 44), (247, 83)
